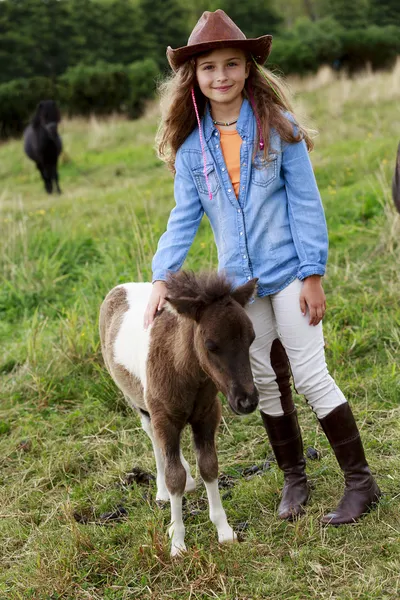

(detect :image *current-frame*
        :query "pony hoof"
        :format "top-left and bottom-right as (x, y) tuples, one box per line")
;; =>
(156, 490), (170, 502)
(185, 478), (197, 493)
(218, 528), (238, 545)
(170, 543), (187, 558)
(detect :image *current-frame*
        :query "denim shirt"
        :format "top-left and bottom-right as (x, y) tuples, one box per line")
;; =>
(152, 98), (328, 296)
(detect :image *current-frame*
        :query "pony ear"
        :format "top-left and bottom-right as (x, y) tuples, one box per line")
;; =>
(165, 296), (206, 321)
(231, 278), (258, 307)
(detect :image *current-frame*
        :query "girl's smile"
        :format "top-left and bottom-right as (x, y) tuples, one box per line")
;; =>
(213, 85), (233, 92)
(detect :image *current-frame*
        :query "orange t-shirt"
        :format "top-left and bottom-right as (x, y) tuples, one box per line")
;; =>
(217, 127), (242, 198)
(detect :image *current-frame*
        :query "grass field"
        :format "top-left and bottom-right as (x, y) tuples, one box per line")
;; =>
(1, 63), (400, 599)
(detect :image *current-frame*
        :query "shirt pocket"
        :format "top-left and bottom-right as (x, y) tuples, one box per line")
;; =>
(251, 152), (278, 187)
(192, 163), (220, 196)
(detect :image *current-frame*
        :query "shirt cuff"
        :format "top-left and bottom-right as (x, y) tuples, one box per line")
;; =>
(151, 271), (169, 284)
(297, 265), (326, 281)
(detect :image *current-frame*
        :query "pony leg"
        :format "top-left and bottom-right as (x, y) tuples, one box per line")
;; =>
(140, 412), (169, 502)
(152, 415), (187, 556)
(191, 406), (237, 545)
(140, 412), (194, 499)
(203, 479), (237, 544)
(36, 164), (51, 194)
(55, 174), (61, 194)
(169, 492), (186, 557)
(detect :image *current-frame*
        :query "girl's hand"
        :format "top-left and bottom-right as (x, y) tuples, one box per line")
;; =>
(299, 275), (326, 326)
(144, 281), (167, 329)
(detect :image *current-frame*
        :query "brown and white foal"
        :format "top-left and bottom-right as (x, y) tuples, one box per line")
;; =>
(99, 271), (259, 556)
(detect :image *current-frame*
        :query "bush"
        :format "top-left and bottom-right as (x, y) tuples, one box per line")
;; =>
(0, 59), (159, 139)
(340, 26), (400, 72)
(269, 19), (400, 75)
(60, 62), (131, 116)
(269, 18), (343, 75)
(60, 59), (158, 118)
(126, 59), (159, 119)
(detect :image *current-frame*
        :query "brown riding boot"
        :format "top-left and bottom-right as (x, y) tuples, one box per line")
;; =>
(319, 403), (381, 525)
(261, 409), (310, 520)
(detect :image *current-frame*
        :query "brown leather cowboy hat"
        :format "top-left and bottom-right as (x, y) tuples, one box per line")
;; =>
(167, 10), (272, 72)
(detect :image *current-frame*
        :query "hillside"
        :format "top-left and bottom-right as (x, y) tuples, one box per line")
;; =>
(0, 63), (399, 599)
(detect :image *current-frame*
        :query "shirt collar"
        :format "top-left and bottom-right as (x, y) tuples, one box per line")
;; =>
(203, 98), (252, 143)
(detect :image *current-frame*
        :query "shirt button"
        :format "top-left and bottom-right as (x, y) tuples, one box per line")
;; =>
(242, 163), (246, 167)
(243, 254), (247, 259)
(240, 232), (243, 236)
(237, 209), (241, 213)
(215, 144), (219, 149)
(247, 276), (251, 280)
(228, 188), (232, 193)
(222, 167), (225, 171)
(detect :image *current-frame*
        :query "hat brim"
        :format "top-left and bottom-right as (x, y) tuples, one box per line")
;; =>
(167, 36), (273, 72)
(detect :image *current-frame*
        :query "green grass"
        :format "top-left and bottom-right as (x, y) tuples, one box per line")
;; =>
(1, 65), (400, 598)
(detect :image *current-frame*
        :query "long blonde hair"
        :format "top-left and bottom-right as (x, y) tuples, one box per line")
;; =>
(156, 55), (314, 173)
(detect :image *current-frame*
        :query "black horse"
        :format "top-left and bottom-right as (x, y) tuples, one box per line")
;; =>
(24, 100), (62, 194)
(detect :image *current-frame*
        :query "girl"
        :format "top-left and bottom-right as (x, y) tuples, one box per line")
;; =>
(144, 9), (381, 525)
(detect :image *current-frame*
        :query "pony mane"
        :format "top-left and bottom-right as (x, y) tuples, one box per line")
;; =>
(165, 271), (234, 305)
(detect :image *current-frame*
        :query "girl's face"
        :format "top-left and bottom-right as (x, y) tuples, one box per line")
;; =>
(195, 48), (250, 108)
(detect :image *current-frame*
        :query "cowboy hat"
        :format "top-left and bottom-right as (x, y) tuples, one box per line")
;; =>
(167, 9), (272, 72)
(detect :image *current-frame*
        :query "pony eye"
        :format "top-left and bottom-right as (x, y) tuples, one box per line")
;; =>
(205, 339), (219, 353)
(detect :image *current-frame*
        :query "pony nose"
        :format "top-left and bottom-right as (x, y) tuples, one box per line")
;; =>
(237, 390), (259, 414)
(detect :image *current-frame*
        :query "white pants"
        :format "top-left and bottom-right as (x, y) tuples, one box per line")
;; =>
(246, 279), (347, 419)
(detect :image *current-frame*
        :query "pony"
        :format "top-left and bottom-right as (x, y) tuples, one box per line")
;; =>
(99, 271), (259, 556)
(24, 100), (62, 194)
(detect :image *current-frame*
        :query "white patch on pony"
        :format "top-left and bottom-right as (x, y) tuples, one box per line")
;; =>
(113, 282), (152, 393)
(169, 493), (186, 557)
(204, 479), (237, 544)
(164, 301), (180, 317)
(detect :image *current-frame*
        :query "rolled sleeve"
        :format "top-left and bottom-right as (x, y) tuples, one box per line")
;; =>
(152, 149), (204, 282)
(282, 137), (328, 280)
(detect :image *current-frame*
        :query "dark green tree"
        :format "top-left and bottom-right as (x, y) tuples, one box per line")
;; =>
(318, 0), (369, 29)
(211, 0), (284, 37)
(369, 0), (400, 27)
(0, 0), (78, 83)
(0, 0), (154, 83)
(69, 0), (154, 66)
(139, 0), (190, 70)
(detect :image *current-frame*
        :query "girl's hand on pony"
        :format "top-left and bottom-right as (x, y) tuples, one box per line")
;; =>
(300, 275), (326, 326)
(144, 281), (167, 329)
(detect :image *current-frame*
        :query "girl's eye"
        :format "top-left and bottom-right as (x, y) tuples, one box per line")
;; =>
(228, 62), (238, 67)
(203, 65), (214, 71)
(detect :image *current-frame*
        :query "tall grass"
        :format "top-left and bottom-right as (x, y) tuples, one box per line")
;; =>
(0, 64), (399, 599)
